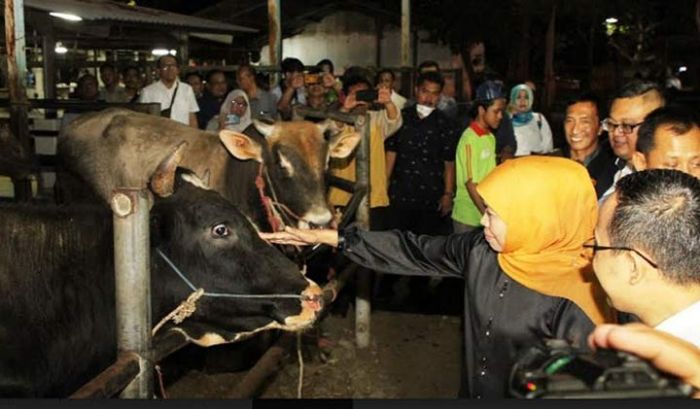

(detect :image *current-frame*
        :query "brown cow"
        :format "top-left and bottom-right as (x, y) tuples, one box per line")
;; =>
(58, 108), (360, 230)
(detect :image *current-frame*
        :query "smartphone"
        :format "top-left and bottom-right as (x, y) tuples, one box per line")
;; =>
(304, 73), (320, 85)
(355, 89), (378, 102)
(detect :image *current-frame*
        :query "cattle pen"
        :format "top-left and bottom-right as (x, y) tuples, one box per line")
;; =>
(56, 105), (374, 399)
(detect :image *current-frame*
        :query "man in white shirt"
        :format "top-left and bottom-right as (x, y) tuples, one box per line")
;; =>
(592, 169), (700, 347)
(139, 55), (199, 128)
(599, 81), (665, 200)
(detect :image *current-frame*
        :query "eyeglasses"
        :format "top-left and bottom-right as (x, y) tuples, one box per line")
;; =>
(584, 238), (658, 268)
(601, 119), (643, 135)
(232, 100), (248, 107)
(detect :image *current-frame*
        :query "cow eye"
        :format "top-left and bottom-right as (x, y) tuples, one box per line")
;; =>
(211, 223), (230, 238)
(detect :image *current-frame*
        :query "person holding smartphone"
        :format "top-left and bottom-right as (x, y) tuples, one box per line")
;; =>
(327, 71), (401, 229)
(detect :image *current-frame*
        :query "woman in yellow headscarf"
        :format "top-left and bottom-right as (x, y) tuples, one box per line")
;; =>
(259, 156), (614, 398)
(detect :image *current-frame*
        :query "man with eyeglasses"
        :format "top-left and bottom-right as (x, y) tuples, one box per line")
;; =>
(600, 81), (665, 199)
(196, 70), (229, 130)
(591, 169), (700, 347)
(139, 55), (199, 128)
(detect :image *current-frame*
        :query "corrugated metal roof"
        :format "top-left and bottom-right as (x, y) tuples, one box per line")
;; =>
(25, 0), (257, 34)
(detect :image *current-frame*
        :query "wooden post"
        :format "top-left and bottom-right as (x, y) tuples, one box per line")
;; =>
(4, 0), (33, 201)
(401, 0), (410, 68)
(268, 0), (282, 87)
(177, 32), (189, 66)
(39, 14), (57, 118)
(354, 114), (371, 349)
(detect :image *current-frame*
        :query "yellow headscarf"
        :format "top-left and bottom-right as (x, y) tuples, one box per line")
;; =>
(476, 156), (613, 324)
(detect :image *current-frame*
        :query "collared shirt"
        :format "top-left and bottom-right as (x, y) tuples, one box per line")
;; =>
(385, 106), (459, 210)
(270, 84), (307, 105)
(139, 80), (199, 125)
(600, 157), (633, 202)
(565, 143), (618, 199)
(452, 121), (497, 226)
(248, 89), (278, 120)
(655, 299), (700, 347)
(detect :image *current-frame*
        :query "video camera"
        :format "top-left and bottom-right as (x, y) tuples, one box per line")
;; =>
(509, 339), (696, 398)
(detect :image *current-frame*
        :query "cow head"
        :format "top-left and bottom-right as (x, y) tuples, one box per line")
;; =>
(148, 144), (323, 346)
(219, 120), (360, 229)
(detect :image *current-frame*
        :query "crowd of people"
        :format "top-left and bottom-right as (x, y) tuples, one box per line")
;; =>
(69, 54), (700, 398)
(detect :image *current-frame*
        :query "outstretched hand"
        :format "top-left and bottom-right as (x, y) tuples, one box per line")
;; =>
(259, 226), (339, 248)
(589, 323), (700, 398)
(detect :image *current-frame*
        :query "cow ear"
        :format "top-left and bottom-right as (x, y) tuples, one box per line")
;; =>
(328, 129), (361, 159)
(253, 119), (275, 138)
(150, 141), (188, 197)
(219, 129), (263, 162)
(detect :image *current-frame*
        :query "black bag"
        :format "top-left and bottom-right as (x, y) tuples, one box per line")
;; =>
(160, 82), (179, 118)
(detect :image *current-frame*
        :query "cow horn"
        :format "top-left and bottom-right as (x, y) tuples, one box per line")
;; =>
(201, 169), (211, 188)
(150, 141), (188, 197)
(315, 119), (331, 135)
(253, 119), (275, 138)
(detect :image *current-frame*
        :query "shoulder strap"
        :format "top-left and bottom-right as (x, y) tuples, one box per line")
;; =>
(167, 82), (179, 110)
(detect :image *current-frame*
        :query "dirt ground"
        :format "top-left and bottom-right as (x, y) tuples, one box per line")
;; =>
(166, 309), (461, 399)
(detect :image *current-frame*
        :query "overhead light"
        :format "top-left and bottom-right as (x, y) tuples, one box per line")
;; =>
(151, 48), (169, 56)
(678, 66), (688, 73)
(49, 12), (82, 22)
(605, 17), (618, 24)
(169, 49), (177, 56)
(55, 42), (67, 54)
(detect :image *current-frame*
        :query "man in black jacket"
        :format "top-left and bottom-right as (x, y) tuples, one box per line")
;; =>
(563, 93), (618, 198)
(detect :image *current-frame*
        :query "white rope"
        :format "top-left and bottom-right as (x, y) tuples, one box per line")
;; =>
(297, 331), (304, 398)
(152, 288), (205, 336)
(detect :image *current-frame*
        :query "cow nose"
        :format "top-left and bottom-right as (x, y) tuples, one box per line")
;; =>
(302, 206), (333, 227)
(301, 282), (323, 313)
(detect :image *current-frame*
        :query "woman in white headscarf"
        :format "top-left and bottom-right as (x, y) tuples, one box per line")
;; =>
(210, 89), (252, 132)
(508, 83), (553, 156)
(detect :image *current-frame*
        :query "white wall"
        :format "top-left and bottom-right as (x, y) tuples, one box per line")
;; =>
(259, 11), (457, 73)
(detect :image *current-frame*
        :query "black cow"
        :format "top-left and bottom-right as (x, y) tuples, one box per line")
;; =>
(0, 147), (322, 397)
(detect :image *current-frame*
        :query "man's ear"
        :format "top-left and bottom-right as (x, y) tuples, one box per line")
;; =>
(627, 253), (644, 285)
(631, 151), (647, 172)
(628, 250), (655, 286)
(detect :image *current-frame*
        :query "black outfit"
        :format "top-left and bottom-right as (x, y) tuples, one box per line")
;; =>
(562, 143), (618, 199)
(196, 91), (225, 130)
(341, 227), (596, 398)
(385, 107), (459, 235)
(494, 115), (517, 158)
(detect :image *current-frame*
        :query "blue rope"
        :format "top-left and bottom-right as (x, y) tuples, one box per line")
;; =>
(155, 248), (302, 300)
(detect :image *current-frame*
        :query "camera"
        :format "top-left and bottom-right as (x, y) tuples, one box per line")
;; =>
(355, 89), (378, 102)
(509, 339), (695, 398)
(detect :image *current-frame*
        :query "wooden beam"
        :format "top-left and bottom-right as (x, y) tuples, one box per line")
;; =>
(4, 0), (33, 202)
(401, 0), (410, 68)
(267, 0), (281, 87)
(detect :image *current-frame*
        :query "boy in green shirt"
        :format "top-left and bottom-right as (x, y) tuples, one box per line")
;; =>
(452, 81), (507, 232)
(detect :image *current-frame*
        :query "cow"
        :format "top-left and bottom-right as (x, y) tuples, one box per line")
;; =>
(58, 108), (361, 231)
(0, 145), (322, 397)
